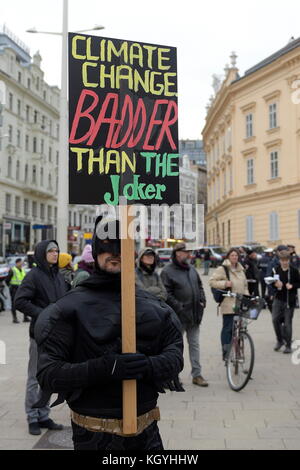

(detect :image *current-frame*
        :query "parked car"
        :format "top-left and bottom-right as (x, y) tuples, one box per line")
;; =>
(155, 248), (173, 267)
(192, 246), (227, 268)
(0, 263), (10, 312)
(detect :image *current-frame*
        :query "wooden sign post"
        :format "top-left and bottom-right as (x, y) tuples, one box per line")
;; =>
(120, 205), (137, 434)
(68, 33), (179, 435)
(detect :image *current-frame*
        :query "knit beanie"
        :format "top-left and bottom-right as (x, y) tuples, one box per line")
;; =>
(58, 253), (72, 269)
(46, 241), (58, 252)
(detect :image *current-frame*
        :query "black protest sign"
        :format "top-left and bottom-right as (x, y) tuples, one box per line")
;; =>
(68, 33), (179, 205)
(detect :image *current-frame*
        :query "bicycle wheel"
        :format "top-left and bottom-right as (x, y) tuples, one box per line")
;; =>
(226, 331), (255, 391)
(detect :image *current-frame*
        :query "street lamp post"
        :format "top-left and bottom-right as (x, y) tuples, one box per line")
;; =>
(27, 0), (104, 251)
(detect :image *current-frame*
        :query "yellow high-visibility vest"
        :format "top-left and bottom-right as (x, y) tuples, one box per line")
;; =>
(10, 266), (26, 286)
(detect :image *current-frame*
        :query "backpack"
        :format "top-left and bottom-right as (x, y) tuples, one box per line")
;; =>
(211, 265), (230, 304)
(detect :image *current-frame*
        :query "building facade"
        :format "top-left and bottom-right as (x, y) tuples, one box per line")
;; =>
(0, 25), (95, 256)
(203, 39), (300, 251)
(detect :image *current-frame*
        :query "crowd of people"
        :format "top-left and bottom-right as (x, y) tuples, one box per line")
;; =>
(2, 231), (300, 450)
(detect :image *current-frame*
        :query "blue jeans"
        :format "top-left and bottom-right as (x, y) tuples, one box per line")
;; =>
(221, 314), (235, 356)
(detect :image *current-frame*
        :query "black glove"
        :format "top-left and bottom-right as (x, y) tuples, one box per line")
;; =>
(104, 353), (151, 381)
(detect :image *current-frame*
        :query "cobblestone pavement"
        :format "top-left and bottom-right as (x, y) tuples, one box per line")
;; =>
(0, 271), (300, 450)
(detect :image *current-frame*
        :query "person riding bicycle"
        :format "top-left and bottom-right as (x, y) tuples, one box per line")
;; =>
(209, 248), (249, 361)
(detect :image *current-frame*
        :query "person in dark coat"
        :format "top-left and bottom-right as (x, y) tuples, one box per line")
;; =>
(34, 217), (184, 451)
(135, 248), (167, 301)
(242, 249), (260, 297)
(161, 243), (208, 387)
(259, 248), (274, 302)
(14, 240), (67, 436)
(269, 250), (300, 353)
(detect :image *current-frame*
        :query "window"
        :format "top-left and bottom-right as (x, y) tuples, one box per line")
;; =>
(269, 212), (279, 241)
(7, 156), (12, 178)
(56, 124), (59, 139)
(49, 146), (52, 162)
(25, 135), (29, 151)
(56, 151), (59, 165)
(270, 151), (279, 179)
(269, 103), (277, 129)
(8, 125), (13, 143)
(40, 203), (45, 220)
(18, 72), (22, 83)
(17, 130), (21, 147)
(247, 158), (254, 185)
(36, 77), (40, 91)
(228, 220), (231, 246)
(33, 137), (37, 153)
(32, 165), (37, 184)
(26, 105), (30, 122)
(246, 113), (253, 138)
(48, 173), (52, 190)
(17, 99), (21, 116)
(24, 164), (28, 182)
(55, 176), (58, 193)
(41, 115), (46, 129)
(34, 110), (38, 123)
(9, 92), (13, 111)
(27, 78), (31, 89)
(32, 201), (37, 217)
(15, 196), (20, 215)
(5, 194), (11, 213)
(74, 212), (77, 227)
(40, 167), (44, 186)
(246, 216), (254, 242)
(16, 160), (20, 181)
(54, 207), (57, 223)
(49, 120), (52, 136)
(41, 139), (44, 154)
(24, 199), (29, 216)
(47, 205), (52, 221)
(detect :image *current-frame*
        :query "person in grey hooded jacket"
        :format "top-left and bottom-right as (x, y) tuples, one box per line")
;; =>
(135, 248), (167, 301)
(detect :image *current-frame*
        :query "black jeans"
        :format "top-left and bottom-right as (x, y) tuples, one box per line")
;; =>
(71, 420), (164, 451)
(272, 298), (294, 347)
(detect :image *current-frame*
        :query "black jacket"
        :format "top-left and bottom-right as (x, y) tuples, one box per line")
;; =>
(14, 240), (68, 338)
(34, 271), (183, 419)
(161, 257), (206, 326)
(269, 265), (300, 307)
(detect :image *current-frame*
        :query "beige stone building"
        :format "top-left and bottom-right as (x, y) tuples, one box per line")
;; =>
(203, 39), (300, 251)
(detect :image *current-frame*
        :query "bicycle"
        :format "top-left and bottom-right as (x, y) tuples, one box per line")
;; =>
(222, 291), (265, 391)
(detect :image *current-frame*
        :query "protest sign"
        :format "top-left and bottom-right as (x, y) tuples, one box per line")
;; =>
(68, 33), (179, 205)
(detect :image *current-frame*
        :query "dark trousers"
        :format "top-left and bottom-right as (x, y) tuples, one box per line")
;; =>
(71, 420), (163, 451)
(272, 298), (294, 347)
(9, 285), (18, 315)
(248, 281), (259, 297)
(221, 314), (235, 357)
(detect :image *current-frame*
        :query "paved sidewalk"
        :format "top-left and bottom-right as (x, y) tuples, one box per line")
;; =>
(1, 272), (300, 450)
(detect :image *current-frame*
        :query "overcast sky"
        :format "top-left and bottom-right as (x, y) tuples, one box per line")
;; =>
(2, 0), (300, 139)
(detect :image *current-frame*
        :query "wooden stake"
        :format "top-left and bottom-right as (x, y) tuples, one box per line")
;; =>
(120, 205), (137, 435)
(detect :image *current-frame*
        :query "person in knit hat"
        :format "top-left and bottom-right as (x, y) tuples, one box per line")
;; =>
(72, 244), (95, 288)
(58, 253), (74, 288)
